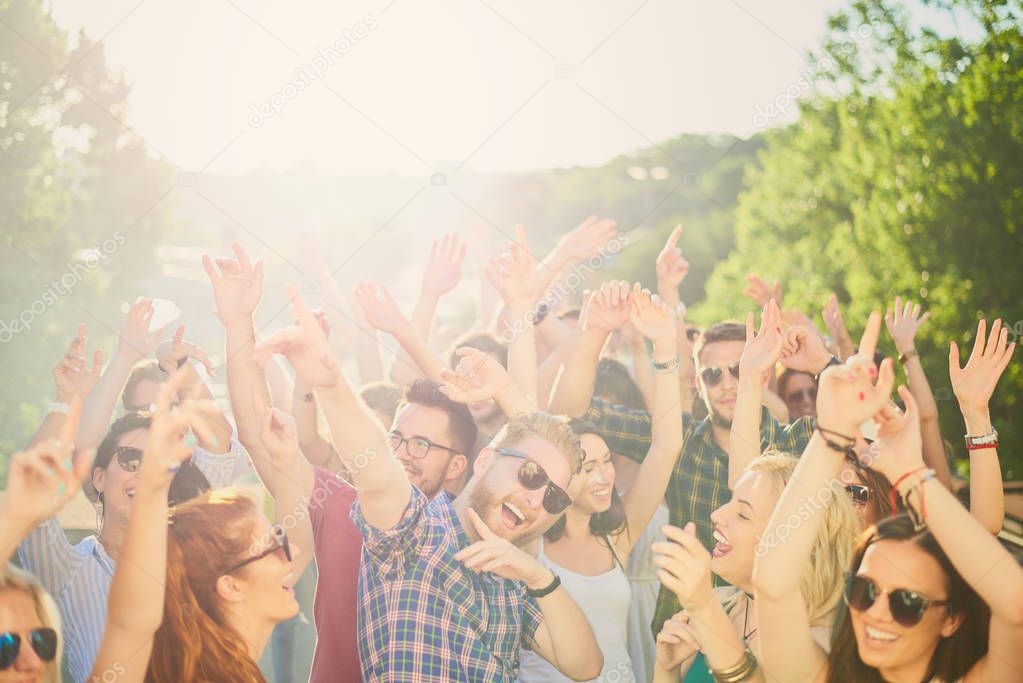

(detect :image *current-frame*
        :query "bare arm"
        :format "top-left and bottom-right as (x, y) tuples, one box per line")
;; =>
(655, 224), (688, 312)
(292, 375), (334, 468)
(822, 293), (855, 361)
(354, 282), (445, 383)
(264, 354), (295, 413)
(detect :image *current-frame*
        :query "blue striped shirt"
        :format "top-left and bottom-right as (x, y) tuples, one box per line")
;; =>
(17, 438), (251, 683)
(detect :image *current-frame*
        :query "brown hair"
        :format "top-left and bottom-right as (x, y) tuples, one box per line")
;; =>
(491, 412), (584, 475)
(147, 490), (266, 683)
(594, 358), (646, 410)
(360, 381), (402, 424)
(122, 361), (165, 410)
(400, 378), (478, 458)
(825, 515), (989, 683)
(692, 321), (745, 364)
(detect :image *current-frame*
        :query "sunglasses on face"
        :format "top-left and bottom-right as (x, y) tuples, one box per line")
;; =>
(388, 431), (459, 460)
(699, 362), (740, 388)
(786, 388), (817, 403)
(0, 628), (58, 670)
(224, 525), (292, 575)
(495, 448), (573, 515)
(845, 574), (952, 627)
(112, 446), (144, 473)
(845, 484), (870, 505)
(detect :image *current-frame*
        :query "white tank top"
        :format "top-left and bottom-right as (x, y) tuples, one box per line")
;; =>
(517, 538), (635, 683)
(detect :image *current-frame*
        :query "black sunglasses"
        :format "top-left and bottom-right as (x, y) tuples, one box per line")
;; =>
(786, 387), (817, 403)
(0, 628), (58, 669)
(844, 574), (952, 627)
(845, 484), (870, 505)
(224, 525), (292, 575)
(112, 446), (144, 473)
(389, 431), (460, 460)
(495, 448), (573, 515)
(699, 362), (740, 387)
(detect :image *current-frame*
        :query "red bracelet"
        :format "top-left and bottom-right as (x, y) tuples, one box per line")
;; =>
(965, 441), (998, 451)
(889, 466), (929, 515)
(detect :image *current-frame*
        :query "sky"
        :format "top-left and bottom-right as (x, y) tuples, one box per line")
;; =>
(47, 0), (967, 178)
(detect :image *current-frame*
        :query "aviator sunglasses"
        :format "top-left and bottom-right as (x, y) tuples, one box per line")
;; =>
(495, 448), (573, 515)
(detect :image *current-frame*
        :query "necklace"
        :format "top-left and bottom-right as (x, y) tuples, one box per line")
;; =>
(742, 593), (758, 641)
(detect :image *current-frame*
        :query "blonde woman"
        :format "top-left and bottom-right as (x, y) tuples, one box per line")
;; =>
(650, 453), (857, 682)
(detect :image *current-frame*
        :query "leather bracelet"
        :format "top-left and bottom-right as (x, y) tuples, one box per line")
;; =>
(652, 354), (680, 373)
(813, 355), (841, 382)
(526, 573), (561, 599)
(898, 348), (919, 364)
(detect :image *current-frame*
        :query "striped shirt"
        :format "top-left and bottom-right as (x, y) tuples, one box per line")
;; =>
(352, 486), (544, 682)
(17, 437), (251, 683)
(582, 398), (813, 636)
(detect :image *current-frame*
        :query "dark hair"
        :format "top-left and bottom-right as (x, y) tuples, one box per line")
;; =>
(400, 378), (478, 459)
(90, 411), (210, 510)
(777, 368), (816, 401)
(122, 361), (165, 410)
(692, 321), (746, 364)
(448, 331), (508, 369)
(360, 381), (402, 425)
(844, 454), (893, 524)
(557, 308), (581, 321)
(826, 515), (989, 683)
(594, 358), (646, 410)
(545, 419), (627, 544)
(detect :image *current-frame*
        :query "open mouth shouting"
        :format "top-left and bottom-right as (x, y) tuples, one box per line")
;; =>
(500, 501), (527, 530)
(712, 527), (732, 558)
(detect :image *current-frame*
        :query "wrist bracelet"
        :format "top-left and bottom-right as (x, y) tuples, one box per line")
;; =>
(898, 348), (919, 364)
(652, 354), (680, 373)
(526, 572), (561, 598)
(813, 355), (841, 382)
(815, 426), (856, 458)
(46, 402), (70, 416)
(965, 429), (998, 450)
(889, 467), (934, 528)
(711, 647), (758, 682)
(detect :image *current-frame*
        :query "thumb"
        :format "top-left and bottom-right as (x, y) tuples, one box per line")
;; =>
(683, 521), (697, 537)
(466, 507), (496, 540)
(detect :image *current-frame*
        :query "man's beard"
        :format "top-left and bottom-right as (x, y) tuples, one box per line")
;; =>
(707, 401), (733, 429)
(467, 474), (539, 547)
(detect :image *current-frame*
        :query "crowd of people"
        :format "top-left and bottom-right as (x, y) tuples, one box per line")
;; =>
(0, 218), (1021, 683)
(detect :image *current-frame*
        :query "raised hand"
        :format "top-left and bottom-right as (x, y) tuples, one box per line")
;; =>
(651, 523), (715, 611)
(949, 319), (1015, 414)
(554, 215), (619, 264)
(656, 225), (689, 291)
(866, 386), (925, 481)
(116, 298), (165, 361)
(885, 296), (931, 355)
(743, 274), (782, 308)
(353, 282), (411, 336)
(156, 324), (216, 376)
(253, 285), (343, 388)
(779, 325), (833, 375)
(53, 322), (103, 401)
(260, 407), (302, 462)
(821, 293), (854, 359)
(580, 280), (632, 335)
(655, 611), (702, 671)
(453, 509), (552, 587)
(739, 299), (783, 380)
(141, 368), (217, 493)
(202, 243), (264, 325)
(422, 233), (467, 297)
(629, 284), (677, 348)
(439, 347), (512, 404)
(485, 225), (542, 309)
(1, 399), (89, 527)
(815, 312), (896, 437)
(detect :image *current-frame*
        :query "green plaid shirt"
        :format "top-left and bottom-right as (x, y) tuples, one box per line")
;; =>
(583, 398), (813, 635)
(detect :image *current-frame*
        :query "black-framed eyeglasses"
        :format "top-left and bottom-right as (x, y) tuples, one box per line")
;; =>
(845, 484), (870, 505)
(112, 446), (144, 473)
(495, 448), (573, 515)
(0, 628), (58, 670)
(224, 525), (292, 575)
(388, 431), (460, 460)
(699, 362), (740, 387)
(844, 574), (952, 627)
(786, 387), (817, 403)
(685, 327), (701, 342)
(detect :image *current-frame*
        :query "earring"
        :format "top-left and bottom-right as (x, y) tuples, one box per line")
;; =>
(95, 494), (104, 533)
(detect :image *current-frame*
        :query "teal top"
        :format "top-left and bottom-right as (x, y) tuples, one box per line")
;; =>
(684, 653), (714, 682)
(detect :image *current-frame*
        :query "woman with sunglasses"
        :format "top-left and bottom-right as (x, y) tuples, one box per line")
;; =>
(754, 313), (1023, 683)
(88, 374), (302, 683)
(513, 285), (683, 683)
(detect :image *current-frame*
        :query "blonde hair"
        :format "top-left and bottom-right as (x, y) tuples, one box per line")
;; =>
(745, 452), (858, 626)
(491, 412), (584, 474)
(0, 563), (62, 683)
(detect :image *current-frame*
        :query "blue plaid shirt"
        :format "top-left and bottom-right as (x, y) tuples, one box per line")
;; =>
(352, 486), (544, 682)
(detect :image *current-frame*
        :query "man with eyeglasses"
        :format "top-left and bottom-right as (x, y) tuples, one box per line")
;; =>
(253, 284), (603, 683)
(552, 297), (837, 635)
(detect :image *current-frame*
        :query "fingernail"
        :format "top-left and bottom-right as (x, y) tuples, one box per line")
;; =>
(868, 366), (877, 378)
(858, 392), (865, 401)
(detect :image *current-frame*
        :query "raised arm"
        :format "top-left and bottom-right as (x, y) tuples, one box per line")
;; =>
(949, 318), (1014, 534)
(76, 298), (164, 452)
(354, 282), (444, 383)
(440, 347), (535, 417)
(885, 297), (951, 488)
(28, 324), (102, 449)
(538, 215), (619, 300)
(253, 286), (408, 530)
(730, 301), (784, 488)
(870, 386), (1023, 683)
(655, 224), (688, 311)
(743, 274), (782, 309)
(1, 400), (87, 566)
(547, 281), (631, 417)
(754, 313), (894, 683)
(617, 285), (681, 556)
(90, 372), (212, 683)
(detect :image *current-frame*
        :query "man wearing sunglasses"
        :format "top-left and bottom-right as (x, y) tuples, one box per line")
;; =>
(253, 285), (603, 683)
(551, 292), (836, 635)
